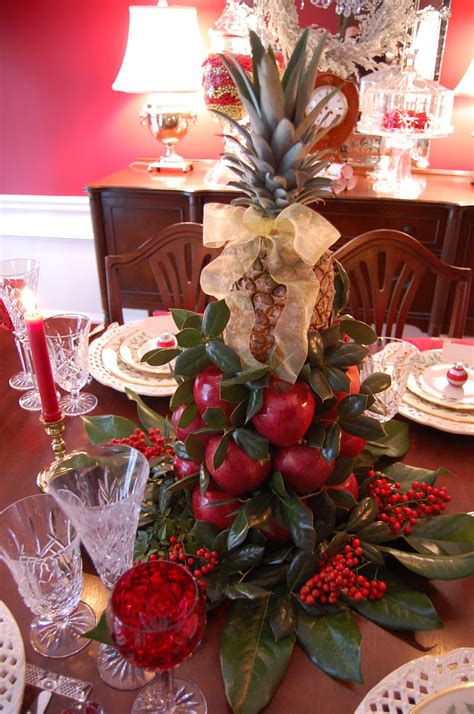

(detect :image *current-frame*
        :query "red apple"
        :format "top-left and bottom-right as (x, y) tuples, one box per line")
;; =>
(205, 435), (272, 496)
(171, 404), (210, 444)
(339, 431), (367, 458)
(173, 455), (201, 480)
(252, 378), (315, 447)
(260, 520), (291, 545)
(325, 472), (359, 500)
(322, 364), (361, 421)
(191, 486), (240, 531)
(193, 366), (234, 420)
(275, 444), (334, 495)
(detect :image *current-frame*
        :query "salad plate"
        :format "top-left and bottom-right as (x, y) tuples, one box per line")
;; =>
(119, 314), (177, 376)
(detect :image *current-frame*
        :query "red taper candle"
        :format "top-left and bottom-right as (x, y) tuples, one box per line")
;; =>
(23, 292), (62, 423)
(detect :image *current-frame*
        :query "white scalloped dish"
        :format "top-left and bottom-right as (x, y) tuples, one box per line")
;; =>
(0, 601), (25, 714)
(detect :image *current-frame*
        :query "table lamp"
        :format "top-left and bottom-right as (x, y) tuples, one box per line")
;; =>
(113, 1), (203, 172)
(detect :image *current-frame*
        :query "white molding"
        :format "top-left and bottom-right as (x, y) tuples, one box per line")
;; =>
(0, 194), (93, 241)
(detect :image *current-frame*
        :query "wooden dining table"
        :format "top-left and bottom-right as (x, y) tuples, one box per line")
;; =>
(1, 328), (473, 714)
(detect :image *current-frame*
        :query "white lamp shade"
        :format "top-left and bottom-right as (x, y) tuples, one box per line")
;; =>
(454, 59), (474, 98)
(113, 5), (203, 94)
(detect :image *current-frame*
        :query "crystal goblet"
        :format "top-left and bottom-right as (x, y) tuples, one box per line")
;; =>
(360, 337), (420, 421)
(0, 493), (96, 657)
(44, 313), (97, 416)
(109, 561), (207, 714)
(48, 444), (152, 690)
(0, 258), (42, 409)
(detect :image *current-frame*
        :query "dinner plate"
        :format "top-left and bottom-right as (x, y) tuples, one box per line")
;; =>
(119, 314), (177, 376)
(355, 647), (474, 714)
(89, 323), (177, 397)
(407, 350), (474, 411)
(0, 601), (25, 714)
(411, 682), (474, 713)
(399, 390), (474, 436)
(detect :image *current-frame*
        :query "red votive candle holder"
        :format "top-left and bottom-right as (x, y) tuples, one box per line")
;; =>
(23, 298), (62, 423)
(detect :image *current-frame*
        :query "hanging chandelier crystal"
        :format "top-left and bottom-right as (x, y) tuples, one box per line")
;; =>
(307, 0), (373, 18)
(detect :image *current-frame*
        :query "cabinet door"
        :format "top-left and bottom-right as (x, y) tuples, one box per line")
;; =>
(453, 207), (474, 336)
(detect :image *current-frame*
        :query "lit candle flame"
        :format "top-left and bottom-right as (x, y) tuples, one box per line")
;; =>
(21, 287), (38, 316)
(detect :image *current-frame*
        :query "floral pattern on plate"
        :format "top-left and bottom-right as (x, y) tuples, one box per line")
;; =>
(408, 350), (474, 411)
(399, 389), (474, 436)
(118, 315), (177, 376)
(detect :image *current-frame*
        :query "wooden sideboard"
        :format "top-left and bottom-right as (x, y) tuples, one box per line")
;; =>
(86, 161), (474, 335)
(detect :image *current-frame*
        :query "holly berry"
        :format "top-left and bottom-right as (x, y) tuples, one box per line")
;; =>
(275, 444), (334, 495)
(205, 436), (272, 496)
(252, 378), (315, 447)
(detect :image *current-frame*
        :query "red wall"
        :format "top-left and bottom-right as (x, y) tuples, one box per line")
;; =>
(1, 0), (473, 197)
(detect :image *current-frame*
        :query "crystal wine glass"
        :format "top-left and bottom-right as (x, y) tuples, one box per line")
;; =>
(44, 313), (97, 416)
(0, 258), (42, 409)
(109, 561), (207, 714)
(360, 337), (420, 421)
(47, 444), (152, 690)
(0, 493), (96, 657)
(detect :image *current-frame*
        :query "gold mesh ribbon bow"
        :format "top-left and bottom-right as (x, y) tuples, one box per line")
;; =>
(200, 202), (340, 383)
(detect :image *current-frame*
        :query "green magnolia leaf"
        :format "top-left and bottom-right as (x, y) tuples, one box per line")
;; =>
(182, 314), (204, 330)
(308, 331), (324, 367)
(410, 514), (474, 546)
(296, 608), (362, 683)
(323, 532), (349, 559)
(203, 299), (230, 338)
(306, 421), (326, 449)
(244, 493), (273, 529)
(226, 545), (266, 573)
(309, 368), (333, 402)
(322, 422), (341, 462)
(320, 325), (341, 350)
(174, 344), (211, 377)
(246, 389), (264, 422)
(176, 327), (202, 348)
(224, 583), (270, 600)
(337, 394), (368, 420)
(184, 433), (205, 462)
(270, 471), (289, 499)
(199, 463), (210, 497)
(324, 344), (368, 368)
(362, 372), (391, 394)
(165, 472), (199, 493)
(360, 542), (385, 565)
(178, 401), (198, 429)
(228, 509), (249, 551)
(357, 521), (392, 544)
(340, 416), (386, 441)
(269, 595), (297, 641)
(220, 383), (249, 404)
(173, 440), (190, 460)
(142, 347), (181, 366)
(222, 367), (269, 386)
(324, 366), (350, 393)
(346, 497), (379, 532)
(206, 341), (241, 374)
(333, 260), (350, 316)
(382, 462), (453, 488)
(324, 456), (354, 486)
(83, 610), (112, 646)
(306, 490), (336, 542)
(231, 400), (248, 427)
(340, 317), (377, 345)
(213, 433), (229, 470)
(381, 546), (474, 580)
(365, 420), (409, 459)
(348, 570), (443, 631)
(202, 406), (227, 429)
(327, 488), (357, 510)
(280, 493), (315, 552)
(125, 389), (167, 432)
(233, 428), (269, 461)
(191, 520), (220, 549)
(247, 563), (289, 589)
(171, 308), (200, 330)
(82, 415), (138, 444)
(170, 378), (194, 410)
(286, 550), (318, 592)
(221, 599), (295, 714)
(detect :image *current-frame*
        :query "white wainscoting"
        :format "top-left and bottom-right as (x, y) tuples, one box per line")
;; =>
(0, 195), (146, 323)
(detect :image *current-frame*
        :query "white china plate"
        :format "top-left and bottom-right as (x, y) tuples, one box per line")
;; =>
(119, 314), (177, 376)
(408, 350), (474, 411)
(89, 322), (177, 397)
(399, 390), (474, 436)
(411, 682), (474, 713)
(0, 601), (25, 714)
(355, 647), (474, 714)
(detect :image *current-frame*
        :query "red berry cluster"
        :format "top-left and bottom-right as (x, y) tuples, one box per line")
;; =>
(299, 539), (387, 606)
(135, 538), (219, 595)
(368, 475), (451, 535)
(382, 109), (429, 131)
(108, 427), (174, 461)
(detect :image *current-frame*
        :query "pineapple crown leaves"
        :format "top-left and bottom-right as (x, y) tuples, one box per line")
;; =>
(213, 29), (339, 217)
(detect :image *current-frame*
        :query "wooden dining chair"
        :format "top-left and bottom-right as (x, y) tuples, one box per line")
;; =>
(333, 229), (472, 338)
(105, 222), (219, 324)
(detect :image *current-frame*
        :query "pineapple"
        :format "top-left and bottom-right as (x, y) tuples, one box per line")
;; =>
(213, 30), (337, 364)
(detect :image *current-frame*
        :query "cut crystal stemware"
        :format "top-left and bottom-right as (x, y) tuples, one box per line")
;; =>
(48, 444), (153, 689)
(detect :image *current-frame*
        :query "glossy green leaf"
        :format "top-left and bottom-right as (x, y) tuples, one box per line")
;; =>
(125, 388), (167, 432)
(228, 509), (249, 551)
(339, 318), (377, 345)
(340, 416), (386, 441)
(322, 422), (341, 462)
(269, 595), (297, 640)
(171, 308), (200, 330)
(82, 415), (138, 444)
(191, 520), (220, 549)
(228, 400), (246, 427)
(347, 497), (379, 532)
(333, 260), (350, 315)
(296, 608), (362, 683)
(286, 550), (318, 592)
(306, 421), (326, 449)
(320, 325), (341, 350)
(178, 401), (198, 429)
(221, 599), (295, 714)
(83, 610), (112, 646)
(246, 389), (264, 422)
(410, 514), (474, 545)
(280, 493), (315, 552)
(176, 327), (202, 348)
(324, 456), (354, 486)
(309, 368), (333, 401)
(170, 378), (194, 410)
(327, 489), (356, 510)
(306, 490), (336, 542)
(308, 331), (324, 367)
(224, 583), (270, 600)
(324, 366), (350, 393)
(202, 406), (227, 429)
(382, 462), (453, 488)
(220, 383), (249, 404)
(226, 545), (266, 573)
(362, 372), (391, 394)
(213, 433), (229, 470)
(324, 343), (368, 368)
(184, 433), (205, 462)
(357, 521), (392, 544)
(206, 341), (241, 374)
(233, 428), (269, 461)
(244, 493), (273, 529)
(365, 420), (409, 459)
(337, 394), (368, 420)
(165, 472), (199, 493)
(221, 367), (269, 387)
(381, 546), (474, 580)
(323, 532), (349, 559)
(203, 299), (230, 338)
(270, 471), (289, 500)
(174, 344), (211, 377)
(182, 314), (203, 330)
(199, 463), (210, 497)
(142, 347), (181, 366)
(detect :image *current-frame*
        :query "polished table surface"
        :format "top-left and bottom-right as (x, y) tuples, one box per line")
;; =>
(1, 330), (473, 714)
